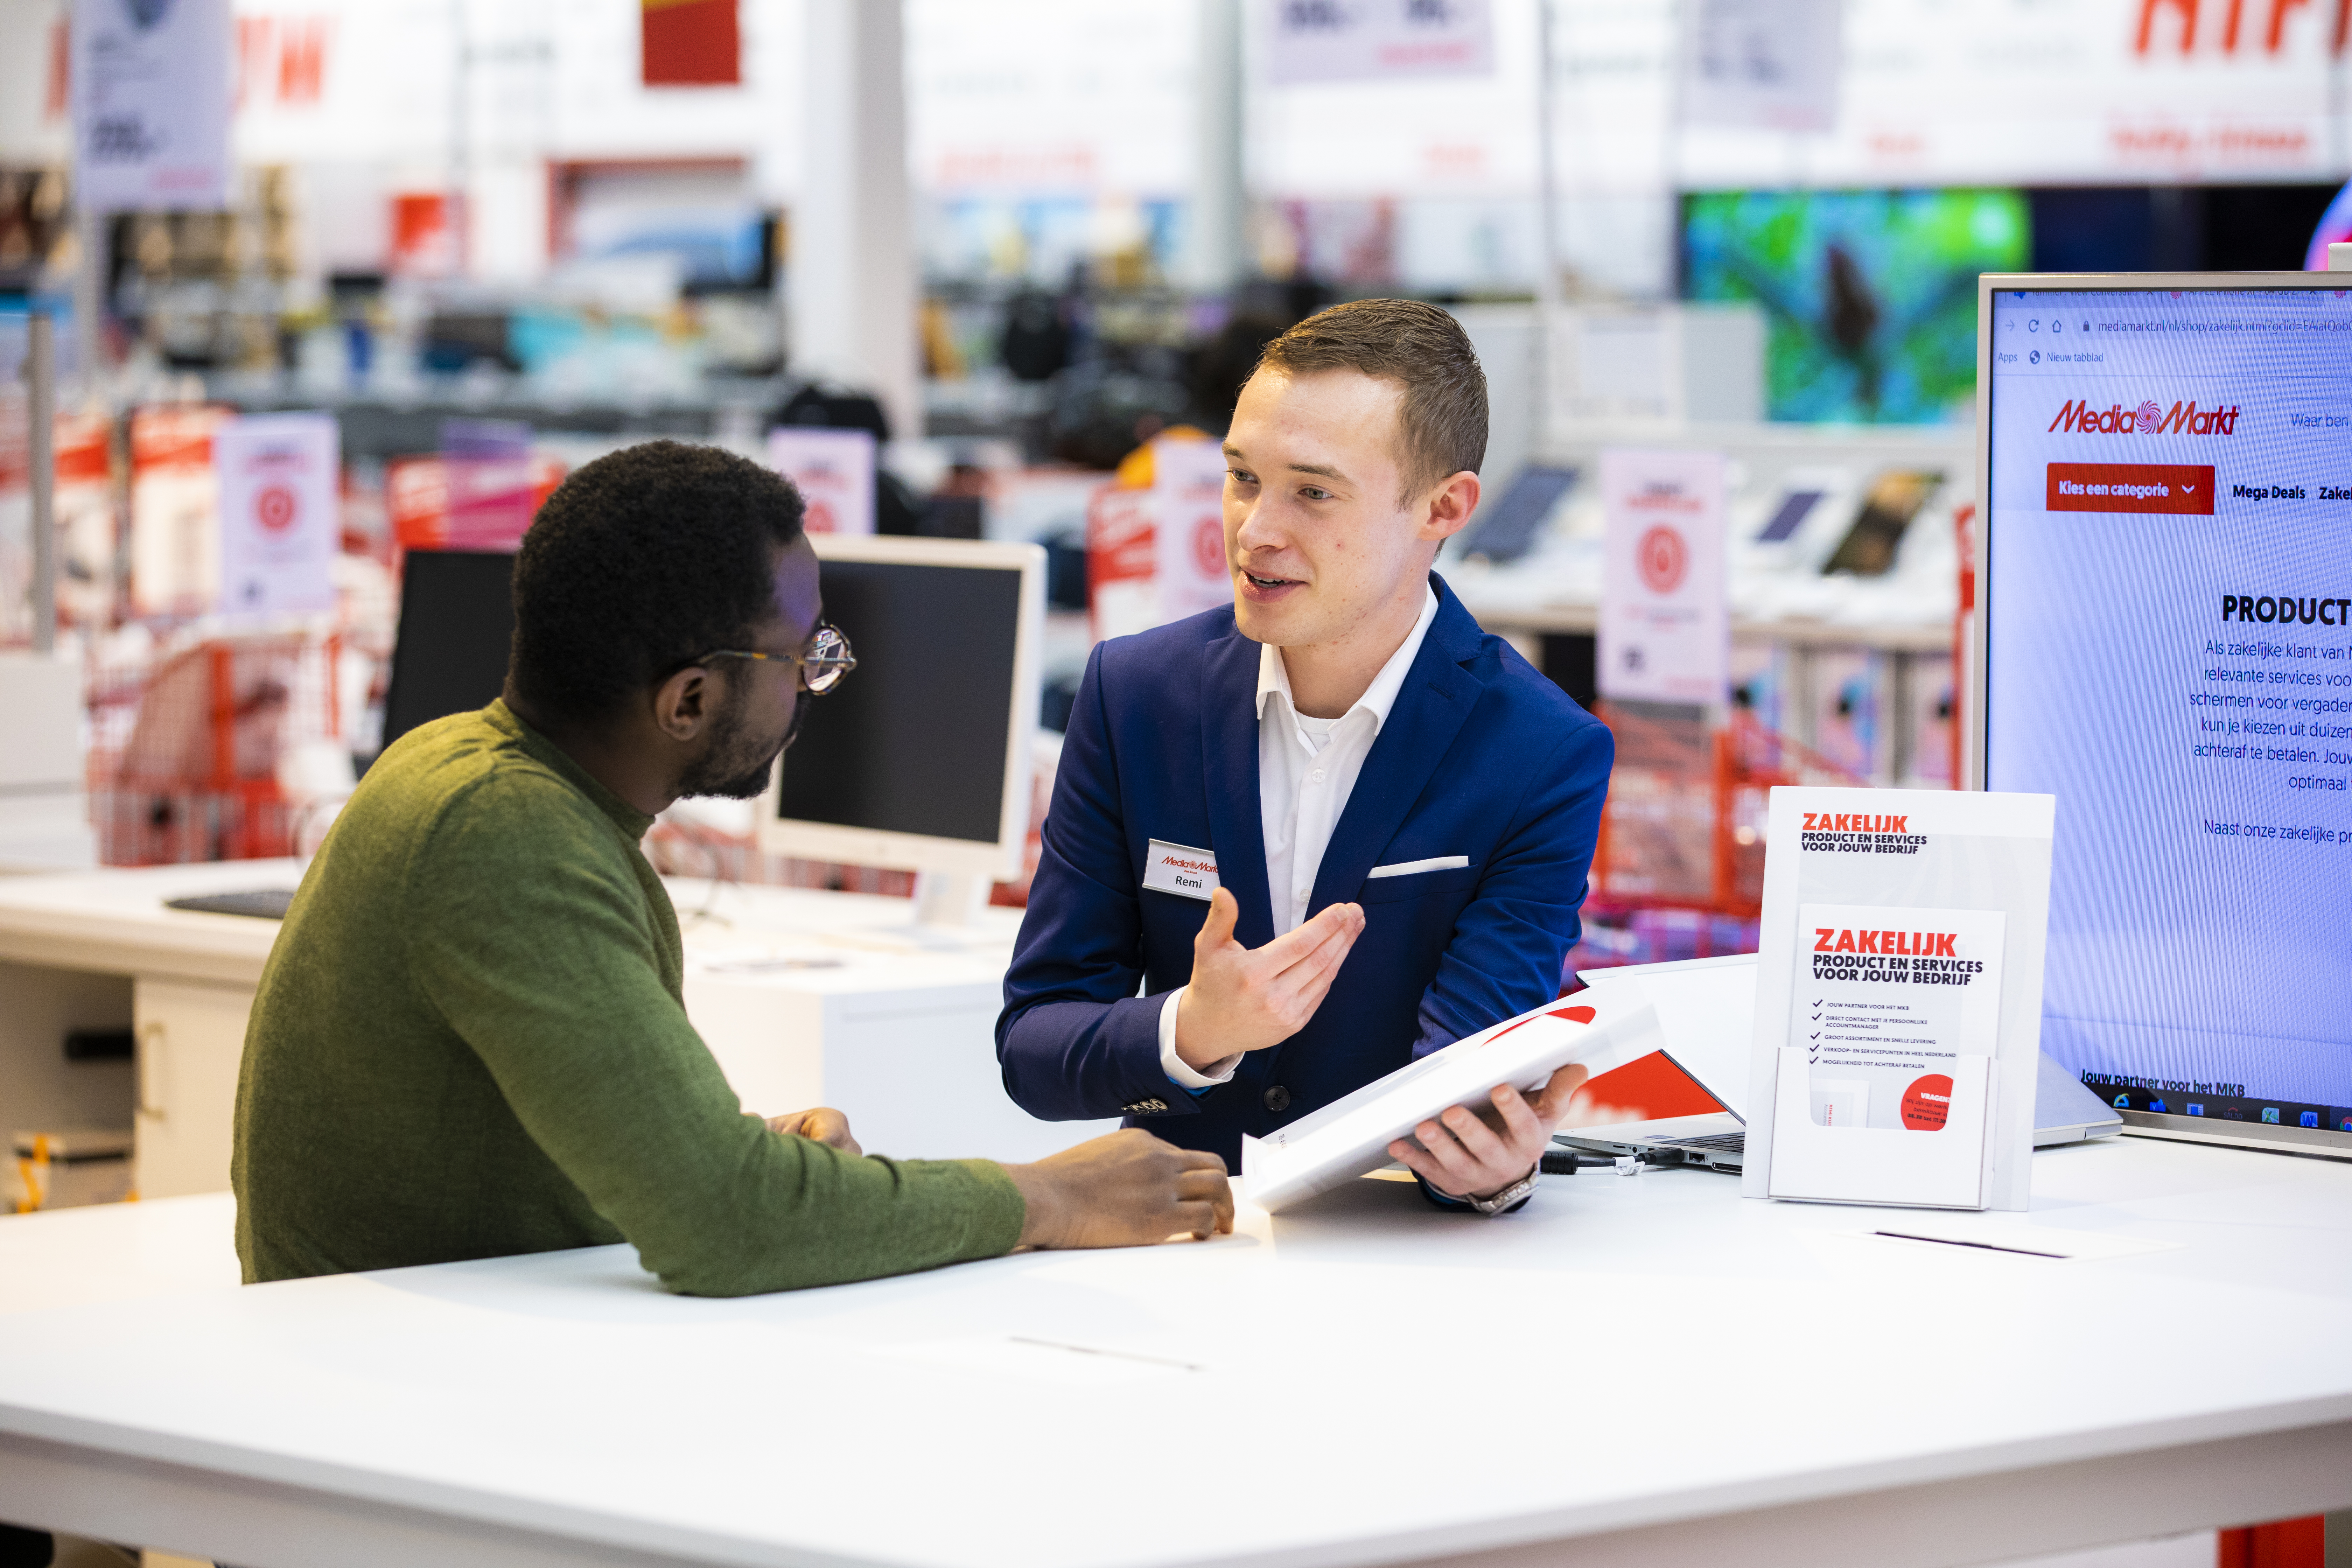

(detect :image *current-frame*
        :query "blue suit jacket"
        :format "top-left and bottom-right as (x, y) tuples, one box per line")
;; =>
(995, 576), (1614, 1171)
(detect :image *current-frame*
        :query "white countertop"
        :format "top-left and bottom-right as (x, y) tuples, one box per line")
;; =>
(0, 861), (302, 987)
(0, 861), (1023, 990)
(0, 1135), (2346, 1568)
(0, 1192), (241, 1315)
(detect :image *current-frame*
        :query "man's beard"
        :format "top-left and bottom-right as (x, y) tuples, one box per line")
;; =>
(677, 688), (808, 801)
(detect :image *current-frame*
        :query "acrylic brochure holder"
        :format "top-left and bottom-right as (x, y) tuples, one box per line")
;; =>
(1741, 787), (2056, 1212)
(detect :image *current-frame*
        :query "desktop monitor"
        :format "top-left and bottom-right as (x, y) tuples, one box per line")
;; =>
(759, 535), (1045, 887)
(1973, 270), (2352, 1158)
(380, 548), (517, 754)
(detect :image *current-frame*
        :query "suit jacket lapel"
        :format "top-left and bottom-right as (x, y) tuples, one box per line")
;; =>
(1309, 580), (1485, 915)
(1200, 623), (1275, 949)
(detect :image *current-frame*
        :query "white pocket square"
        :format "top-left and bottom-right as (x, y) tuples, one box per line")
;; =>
(1366, 855), (1471, 879)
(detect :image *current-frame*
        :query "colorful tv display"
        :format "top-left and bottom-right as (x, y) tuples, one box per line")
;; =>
(1684, 189), (2030, 424)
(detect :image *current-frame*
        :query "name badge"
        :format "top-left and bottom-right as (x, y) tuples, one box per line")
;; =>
(1144, 840), (1219, 901)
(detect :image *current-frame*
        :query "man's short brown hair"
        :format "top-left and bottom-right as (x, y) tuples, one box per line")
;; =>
(1253, 298), (1488, 502)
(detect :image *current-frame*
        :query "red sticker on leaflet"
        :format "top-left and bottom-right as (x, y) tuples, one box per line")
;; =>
(1901, 1074), (1954, 1132)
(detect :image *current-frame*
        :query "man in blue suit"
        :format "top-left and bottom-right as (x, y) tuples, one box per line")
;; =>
(997, 300), (1615, 1212)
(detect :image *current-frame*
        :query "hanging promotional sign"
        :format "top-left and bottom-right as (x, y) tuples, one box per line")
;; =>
(1742, 786), (2056, 1212)
(1253, 0), (2347, 208)
(1148, 435), (1234, 625)
(129, 405), (224, 619)
(1597, 448), (1728, 706)
(1680, 0), (1843, 132)
(765, 427), (876, 537)
(1086, 435), (1234, 643)
(1086, 480), (1157, 643)
(214, 412), (339, 617)
(71, 0), (234, 212)
(441, 420), (538, 551)
(1263, 0), (1496, 85)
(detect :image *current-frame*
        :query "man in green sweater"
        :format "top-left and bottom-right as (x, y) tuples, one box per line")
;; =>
(234, 441), (1231, 1296)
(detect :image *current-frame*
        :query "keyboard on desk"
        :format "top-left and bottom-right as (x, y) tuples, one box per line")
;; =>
(165, 888), (298, 920)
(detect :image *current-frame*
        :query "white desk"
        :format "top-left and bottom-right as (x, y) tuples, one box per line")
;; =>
(0, 1192), (240, 1314)
(0, 863), (1114, 1201)
(0, 1136), (2346, 1568)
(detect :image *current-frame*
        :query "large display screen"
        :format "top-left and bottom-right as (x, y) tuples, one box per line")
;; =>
(1685, 189), (2029, 424)
(1984, 284), (2352, 1135)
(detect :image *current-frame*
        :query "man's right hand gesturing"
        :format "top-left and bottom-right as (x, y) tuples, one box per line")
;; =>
(1173, 887), (1364, 1071)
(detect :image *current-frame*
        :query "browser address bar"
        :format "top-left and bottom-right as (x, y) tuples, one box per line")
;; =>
(2079, 317), (2352, 335)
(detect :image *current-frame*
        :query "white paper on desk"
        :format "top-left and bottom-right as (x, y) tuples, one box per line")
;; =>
(1242, 993), (1667, 1213)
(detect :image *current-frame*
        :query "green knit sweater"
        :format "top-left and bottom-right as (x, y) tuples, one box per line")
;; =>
(232, 700), (1024, 1294)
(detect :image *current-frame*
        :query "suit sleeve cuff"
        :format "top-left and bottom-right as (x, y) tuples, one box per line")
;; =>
(1157, 986), (1238, 1089)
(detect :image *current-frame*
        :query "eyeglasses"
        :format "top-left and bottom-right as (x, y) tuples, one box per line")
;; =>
(700, 622), (856, 694)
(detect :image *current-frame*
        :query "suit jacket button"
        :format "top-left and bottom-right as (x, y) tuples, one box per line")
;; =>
(1263, 1085), (1292, 1114)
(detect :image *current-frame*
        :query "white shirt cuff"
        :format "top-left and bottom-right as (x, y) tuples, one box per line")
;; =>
(1157, 986), (1239, 1088)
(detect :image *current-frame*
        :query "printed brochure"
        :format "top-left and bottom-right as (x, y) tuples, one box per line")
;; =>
(1744, 788), (2055, 1210)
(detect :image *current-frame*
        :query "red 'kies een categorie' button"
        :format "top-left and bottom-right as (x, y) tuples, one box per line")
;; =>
(2046, 462), (2216, 515)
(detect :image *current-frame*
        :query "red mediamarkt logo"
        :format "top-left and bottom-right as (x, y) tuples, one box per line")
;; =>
(2049, 398), (2240, 435)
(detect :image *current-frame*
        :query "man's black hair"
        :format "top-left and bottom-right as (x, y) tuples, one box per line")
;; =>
(508, 440), (805, 726)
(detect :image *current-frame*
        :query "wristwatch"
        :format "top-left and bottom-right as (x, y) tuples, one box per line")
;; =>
(1464, 1165), (1540, 1215)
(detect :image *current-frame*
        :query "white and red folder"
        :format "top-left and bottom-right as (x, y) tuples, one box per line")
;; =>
(1241, 991), (1668, 1213)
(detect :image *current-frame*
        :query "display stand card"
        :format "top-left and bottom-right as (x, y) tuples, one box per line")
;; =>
(765, 427), (876, 536)
(1148, 435), (1234, 624)
(1597, 448), (1728, 706)
(215, 412), (339, 617)
(1742, 788), (2055, 1211)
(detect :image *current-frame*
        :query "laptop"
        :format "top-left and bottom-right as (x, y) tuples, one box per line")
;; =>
(1551, 953), (2123, 1171)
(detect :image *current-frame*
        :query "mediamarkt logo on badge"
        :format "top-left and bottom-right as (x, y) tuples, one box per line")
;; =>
(2049, 398), (2241, 435)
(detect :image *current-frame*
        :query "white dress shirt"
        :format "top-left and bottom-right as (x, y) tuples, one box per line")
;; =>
(1157, 587), (1442, 1088)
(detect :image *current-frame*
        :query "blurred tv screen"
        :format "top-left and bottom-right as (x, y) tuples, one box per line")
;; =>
(1682, 189), (2028, 425)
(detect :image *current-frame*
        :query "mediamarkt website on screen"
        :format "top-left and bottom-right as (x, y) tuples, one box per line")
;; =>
(1987, 288), (2352, 1135)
